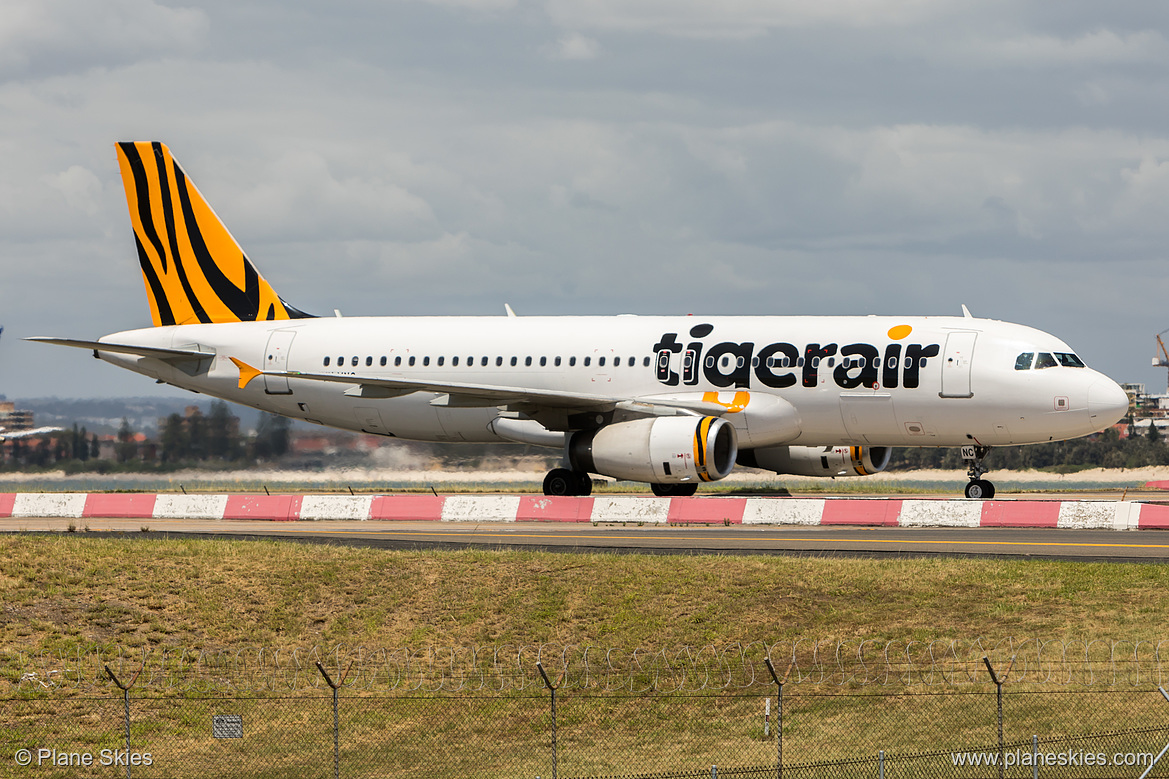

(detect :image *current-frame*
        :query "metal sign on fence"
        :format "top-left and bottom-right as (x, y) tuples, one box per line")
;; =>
(212, 715), (243, 739)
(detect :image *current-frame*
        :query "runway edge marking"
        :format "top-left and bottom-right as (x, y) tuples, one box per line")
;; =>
(0, 494), (1164, 531)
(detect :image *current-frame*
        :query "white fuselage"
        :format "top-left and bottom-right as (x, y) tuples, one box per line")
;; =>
(93, 314), (1128, 450)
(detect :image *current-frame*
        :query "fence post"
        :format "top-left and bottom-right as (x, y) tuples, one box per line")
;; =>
(1136, 687), (1169, 779)
(317, 661), (353, 779)
(104, 664), (142, 779)
(765, 656), (793, 779)
(536, 662), (558, 779)
(982, 656), (1015, 779)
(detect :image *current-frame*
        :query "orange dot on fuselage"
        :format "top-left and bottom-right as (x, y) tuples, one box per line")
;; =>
(888, 325), (912, 340)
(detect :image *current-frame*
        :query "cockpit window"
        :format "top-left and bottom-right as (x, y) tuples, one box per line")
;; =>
(1056, 352), (1085, 368)
(1035, 352), (1058, 370)
(1014, 352), (1034, 371)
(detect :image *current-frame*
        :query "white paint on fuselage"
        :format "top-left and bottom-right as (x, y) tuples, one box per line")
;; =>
(96, 314), (1128, 449)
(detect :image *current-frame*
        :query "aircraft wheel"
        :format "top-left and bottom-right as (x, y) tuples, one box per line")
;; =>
(576, 471), (593, 497)
(651, 483), (698, 497)
(543, 468), (578, 496)
(964, 479), (994, 500)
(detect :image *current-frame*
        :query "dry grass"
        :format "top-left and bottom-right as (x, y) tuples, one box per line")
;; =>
(2, 535), (1168, 658)
(4, 535), (1169, 777)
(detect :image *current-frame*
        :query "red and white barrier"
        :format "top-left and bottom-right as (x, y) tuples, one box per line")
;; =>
(1, 493), (1167, 530)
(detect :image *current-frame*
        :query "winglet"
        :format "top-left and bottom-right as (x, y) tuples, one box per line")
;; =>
(230, 357), (263, 389)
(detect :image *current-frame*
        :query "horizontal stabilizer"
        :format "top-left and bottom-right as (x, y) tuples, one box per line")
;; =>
(27, 337), (215, 362)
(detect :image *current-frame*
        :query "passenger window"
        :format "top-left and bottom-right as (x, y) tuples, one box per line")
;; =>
(351, 356), (358, 367)
(453, 356), (459, 366)
(1035, 352), (1057, 369)
(365, 356), (372, 367)
(510, 357), (518, 367)
(614, 356), (620, 366)
(705, 356), (715, 368)
(496, 357), (503, 366)
(584, 356), (591, 367)
(643, 356), (650, 367)
(438, 356), (445, 366)
(380, 356), (387, 366)
(525, 356), (532, 366)
(555, 356), (562, 367)
(599, 357), (606, 367)
(423, 356), (430, 367)
(395, 356), (402, 367)
(1015, 352), (1034, 371)
(540, 356), (547, 367)
(481, 356), (488, 366)
(570, 356), (577, 367)
(409, 356), (416, 366)
(721, 356), (730, 369)
(825, 358), (834, 368)
(323, 357), (331, 367)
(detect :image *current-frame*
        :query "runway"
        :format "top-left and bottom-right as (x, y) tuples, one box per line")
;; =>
(6, 516), (1169, 562)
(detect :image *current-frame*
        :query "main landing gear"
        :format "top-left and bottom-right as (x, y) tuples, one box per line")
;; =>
(963, 445), (995, 499)
(651, 483), (698, 497)
(543, 468), (593, 497)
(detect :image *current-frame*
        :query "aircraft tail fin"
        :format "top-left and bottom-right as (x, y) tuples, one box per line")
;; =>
(115, 141), (314, 327)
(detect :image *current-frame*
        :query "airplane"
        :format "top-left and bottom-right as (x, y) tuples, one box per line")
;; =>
(30, 142), (1130, 499)
(0, 426), (65, 442)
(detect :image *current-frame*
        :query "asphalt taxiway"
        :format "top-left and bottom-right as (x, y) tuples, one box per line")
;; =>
(5, 516), (1169, 562)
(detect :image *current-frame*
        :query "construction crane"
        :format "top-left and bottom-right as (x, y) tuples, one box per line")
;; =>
(1155, 329), (1169, 394)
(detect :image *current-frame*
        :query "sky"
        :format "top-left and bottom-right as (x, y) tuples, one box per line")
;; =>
(2, 0), (1169, 398)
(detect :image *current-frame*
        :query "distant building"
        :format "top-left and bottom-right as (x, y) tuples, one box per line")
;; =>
(1123, 383), (1169, 419)
(0, 401), (34, 431)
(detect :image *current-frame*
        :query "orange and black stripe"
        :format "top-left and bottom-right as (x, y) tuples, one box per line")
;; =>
(850, 446), (870, 475)
(693, 416), (717, 481)
(116, 142), (313, 326)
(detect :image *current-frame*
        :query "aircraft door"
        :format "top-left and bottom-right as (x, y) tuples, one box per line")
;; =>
(263, 330), (296, 395)
(939, 331), (977, 398)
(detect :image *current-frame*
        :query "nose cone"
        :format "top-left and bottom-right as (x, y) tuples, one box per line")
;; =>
(1088, 379), (1130, 428)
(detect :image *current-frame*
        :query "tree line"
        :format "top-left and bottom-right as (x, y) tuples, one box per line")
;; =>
(888, 425), (1166, 472)
(2, 401), (290, 471)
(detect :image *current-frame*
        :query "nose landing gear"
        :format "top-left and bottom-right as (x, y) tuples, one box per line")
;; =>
(962, 445), (995, 499)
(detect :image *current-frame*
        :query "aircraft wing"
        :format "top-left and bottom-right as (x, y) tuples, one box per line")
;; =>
(27, 337), (215, 362)
(230, 359), (740, 417)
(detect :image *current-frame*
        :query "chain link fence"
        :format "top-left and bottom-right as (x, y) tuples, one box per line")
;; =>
(5, 642), (1169, 778)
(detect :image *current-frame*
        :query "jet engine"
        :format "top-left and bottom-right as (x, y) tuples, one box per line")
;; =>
(569, 416), (737, 484)
(738, 445), (892, 477)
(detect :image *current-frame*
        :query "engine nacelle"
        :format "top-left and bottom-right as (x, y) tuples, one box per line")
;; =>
(569, 416), (737, 484)
(738, 445), (892, 477)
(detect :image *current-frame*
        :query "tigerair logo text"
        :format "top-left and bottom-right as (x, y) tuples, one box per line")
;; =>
(652, 323), (940, 391)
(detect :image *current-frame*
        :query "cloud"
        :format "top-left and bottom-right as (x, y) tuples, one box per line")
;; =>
(0, 0), (208, 78)
(953, 29), (1169, 68)
(545, 33), (601, 61)
(544, 0), (942, 38)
